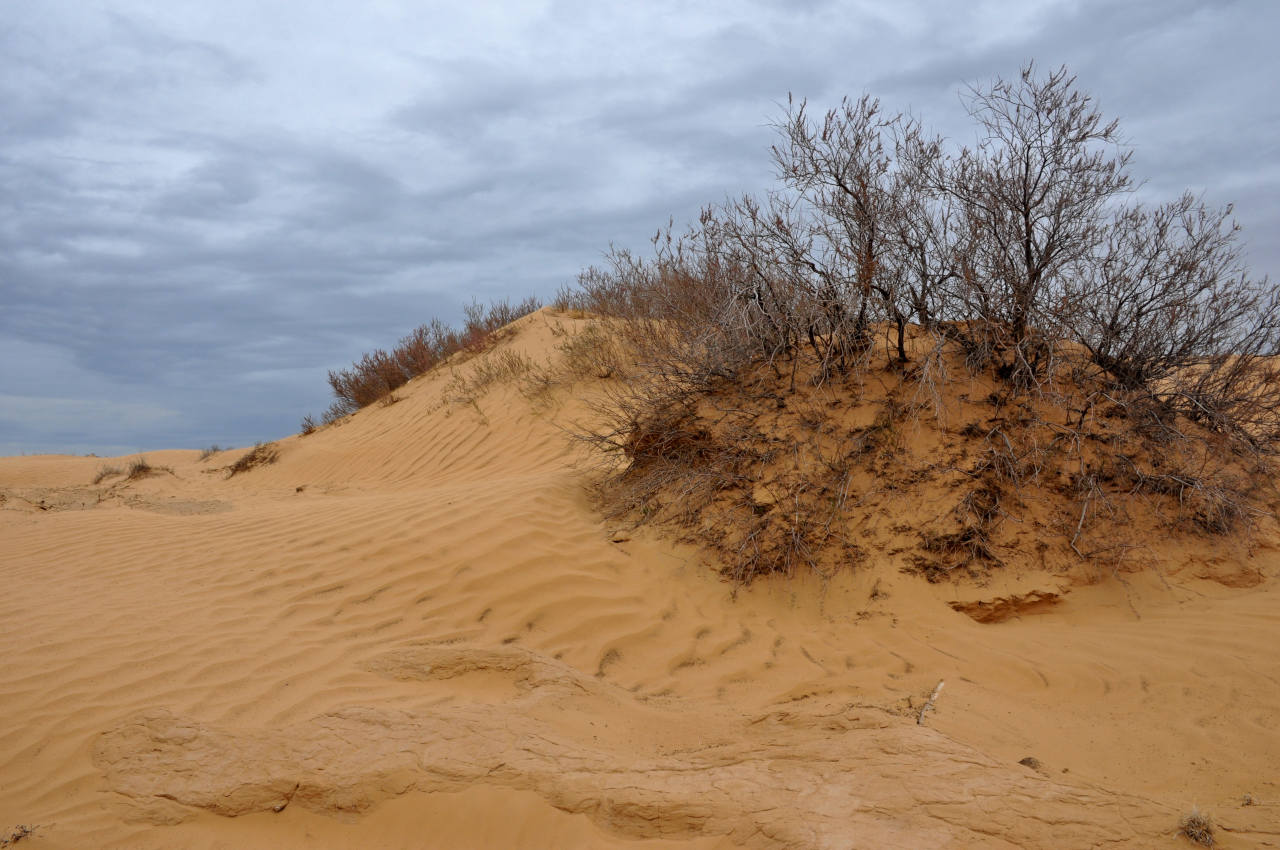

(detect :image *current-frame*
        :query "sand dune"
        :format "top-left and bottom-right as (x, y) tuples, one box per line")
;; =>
(2, 310), (1278, 848)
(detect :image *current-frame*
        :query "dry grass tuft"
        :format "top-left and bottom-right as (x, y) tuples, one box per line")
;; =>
(125, 458), (169, 481)
(1178, 807), (1214, 846)
(198, 445), (223, 461)
(445, 349), (536, 406)
(558, 321), (628, 380)
(92, 465), (123, 485)
(226, 443), (279, 478)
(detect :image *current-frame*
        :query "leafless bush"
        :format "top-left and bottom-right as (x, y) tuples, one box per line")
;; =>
(564, 61), (1274, 588)
(394, 318), (457, 376)
(92, 465), (123, 485)
(471, 295), (542, 339)
(1063, 193), (1280, 445)
(571, 228), (757, 392)
(322, 296), (541, 420)
(326, 348), (405, 416)
(938, 65), (1131, 390)
(767, 94), (901, 368)
(198, 445), (224, 460)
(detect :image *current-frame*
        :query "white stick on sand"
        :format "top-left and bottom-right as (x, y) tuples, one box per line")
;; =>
(918, 680), (945, 725)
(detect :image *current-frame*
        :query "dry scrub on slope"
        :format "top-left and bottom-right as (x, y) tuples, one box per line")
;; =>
(307, 64), (1276, 588)
(557, 64), (1277, 585)
(225, 442), (279, 478)
(307, 296), (541, 429)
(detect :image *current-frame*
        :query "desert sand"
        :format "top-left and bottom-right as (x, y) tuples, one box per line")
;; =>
(2, 310), (1278, 848)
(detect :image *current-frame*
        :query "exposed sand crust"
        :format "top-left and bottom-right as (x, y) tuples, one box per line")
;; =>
(2, 310), (1279, 848)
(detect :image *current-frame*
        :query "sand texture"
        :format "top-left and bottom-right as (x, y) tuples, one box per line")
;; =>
(3, 311), (1279, 848)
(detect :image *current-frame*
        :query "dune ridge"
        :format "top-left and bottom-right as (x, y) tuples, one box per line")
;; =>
(2, 310), (1278, 848)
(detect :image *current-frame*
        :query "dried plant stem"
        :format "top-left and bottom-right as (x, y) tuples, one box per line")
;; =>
(917, 680), (945, 725)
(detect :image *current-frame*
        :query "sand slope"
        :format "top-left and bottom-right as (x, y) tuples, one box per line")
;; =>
(2, 310), (1279, 848)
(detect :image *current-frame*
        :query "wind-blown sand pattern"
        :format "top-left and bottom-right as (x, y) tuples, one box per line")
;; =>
(3, 311), (1279, 848)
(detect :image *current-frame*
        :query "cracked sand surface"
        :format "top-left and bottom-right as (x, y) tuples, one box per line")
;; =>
(94, 645), (1165, 849)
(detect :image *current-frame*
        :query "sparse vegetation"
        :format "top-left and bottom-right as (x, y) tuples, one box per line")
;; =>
(444, 349), (536, 406)
(557, 321), (627, 380)
(226, 442), (279, 478)
(94, 459), (172, 485)
(307, 64), (1274, 588)
(198, 445), (224, 461)
(558, 63), (1276, 584)
(0, 824), (35, 847)
(1178, 807), (1214, 846)
(126, 457), (169, 481)
(306, 296), (541, 429)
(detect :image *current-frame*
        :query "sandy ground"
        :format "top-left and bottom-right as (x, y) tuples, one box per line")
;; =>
(2, 311), (1279, 848)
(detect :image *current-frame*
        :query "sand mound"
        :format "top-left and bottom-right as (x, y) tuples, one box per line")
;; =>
(2, 310), (1279, 848)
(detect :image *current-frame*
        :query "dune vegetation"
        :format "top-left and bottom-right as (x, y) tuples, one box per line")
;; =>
(320, 64), (1277, 585)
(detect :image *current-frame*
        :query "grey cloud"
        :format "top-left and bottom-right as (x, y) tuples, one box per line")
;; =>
(101, 11), (257, 90)
(1, 0), (1275, 455)
(0, 394), (180, 437)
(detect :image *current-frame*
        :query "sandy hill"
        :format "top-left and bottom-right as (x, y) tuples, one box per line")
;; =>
(2, 309), (1278, 849)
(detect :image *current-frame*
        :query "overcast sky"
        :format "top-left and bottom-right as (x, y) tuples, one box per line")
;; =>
(2, 0), (1277, 456)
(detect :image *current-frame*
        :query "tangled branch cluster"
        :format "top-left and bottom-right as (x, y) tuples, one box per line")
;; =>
(562, 64), (1276, 583)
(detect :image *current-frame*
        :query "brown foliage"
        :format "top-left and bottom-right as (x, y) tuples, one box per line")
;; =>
(310, 296), (542, 428)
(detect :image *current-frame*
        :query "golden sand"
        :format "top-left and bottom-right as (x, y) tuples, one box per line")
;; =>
(2, 311), (1277, 848)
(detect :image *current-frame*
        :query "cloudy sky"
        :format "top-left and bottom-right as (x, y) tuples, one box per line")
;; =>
(2, 0), (1277, 456)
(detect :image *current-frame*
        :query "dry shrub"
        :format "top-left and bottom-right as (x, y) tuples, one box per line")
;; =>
(299, 414), (319, 436)
(515, 360), (563, 410)
(226, 442), (279, 478)
(581, 355), (886, 584)
(198, 445), (223, 461)
(445, 349), (535, 406)
(558, 321), (628, 380)
(320, 296), (541, 422)
(576, 313), (1272, 587)
(1178, 807), (1214, 846)
(325, 348), (404, 418)
(563, 63), (1274, 586)
(126, 458), (168, 481)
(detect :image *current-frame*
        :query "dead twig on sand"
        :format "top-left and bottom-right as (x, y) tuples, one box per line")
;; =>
(917, 680), (945, 725)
